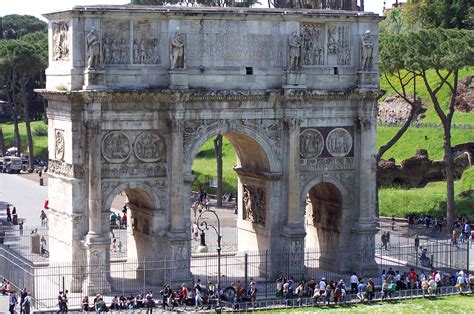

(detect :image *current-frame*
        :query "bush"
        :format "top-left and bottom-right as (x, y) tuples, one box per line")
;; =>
(32, 124), (48, 137)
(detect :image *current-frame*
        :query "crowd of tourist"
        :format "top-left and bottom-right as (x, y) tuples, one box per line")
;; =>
(0, 281), (33, 314)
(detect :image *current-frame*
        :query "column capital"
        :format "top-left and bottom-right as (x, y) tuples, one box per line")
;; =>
(354, 117), (373, 132)
(283, 118), (302, 131)
(85, 120), (101, 133)
(168, 119), (184, 133)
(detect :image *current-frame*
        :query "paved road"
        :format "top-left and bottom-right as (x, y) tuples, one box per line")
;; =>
(0, 172), (48, 227)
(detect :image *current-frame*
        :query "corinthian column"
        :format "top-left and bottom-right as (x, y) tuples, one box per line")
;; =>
(286, 118), (302, 225)
(169, 119), (185, 231)
(85, 120), (102, 237)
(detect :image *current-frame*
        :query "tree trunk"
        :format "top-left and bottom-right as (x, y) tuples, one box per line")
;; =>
(443, 129), (455, 231)
(20, 75), (35, 171)
(214, 134), (223, 208)
(6, 68), (21, 156)
(0, 127), (6, 156)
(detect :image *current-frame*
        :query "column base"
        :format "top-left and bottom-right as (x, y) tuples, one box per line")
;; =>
(357, 70), (378, 90)
(83, 69), (106, 90)
(280, 225), (307, 278)
(350, 223), (379, 278)
(82, 236), (112, 295)
(167, 231), (192, 285)
(169, 70), (189, 90)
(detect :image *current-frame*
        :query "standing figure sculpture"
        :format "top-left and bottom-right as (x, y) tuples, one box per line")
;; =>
(288, 32), (302, 71)
(86, 27), (101, 70)
(170, 27), (185, 69)
(361, 30), (373, 70)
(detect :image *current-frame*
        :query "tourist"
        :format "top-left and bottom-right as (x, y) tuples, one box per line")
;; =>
(145, 291), (155, 312)
(249, 281), (257, 307)
(6, 205), (12, 223)
(356, 280), (366, 302)
(350, 273), (358, 294)
(118, 241), (123, 252)
(421, 278), (429, 297)
(40, 210), (48, 226)
(22, 293), (32, 314)
(109, 296), (119, 310)
(19, 220), (24, 235)
(295, 282), (304, 306)
(9, 290), (17, 314)
(381, 280), (390, 300)
(408, 268), (417, 289)
(455, 271), (466, 294)
(366, 278), (375, 303)
(111, 238), (117, 252)
(205, 198), (210, 211)
(56, 291), (64, 313)
(391, 215), (396, 230)
(427, 277), (437, 296)
(318, 277), (326, 297)
(12, 207), (18, 225)
(19, 288), (27, 314)
(63, 289), (69, 312)
(82, 296), (89, 311)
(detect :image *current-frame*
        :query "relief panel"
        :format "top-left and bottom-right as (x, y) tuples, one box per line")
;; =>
(102, 20), (130, 65)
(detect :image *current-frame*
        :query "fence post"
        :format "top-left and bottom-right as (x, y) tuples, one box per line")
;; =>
(244, 253), (248, 292)
(466, 241), (470, 274)
(265, 249), (268, 298)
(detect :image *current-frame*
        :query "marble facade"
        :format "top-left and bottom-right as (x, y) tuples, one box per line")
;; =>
(40, 6), (382, 294)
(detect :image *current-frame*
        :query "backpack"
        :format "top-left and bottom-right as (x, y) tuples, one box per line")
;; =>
(367, 284), (373, 293)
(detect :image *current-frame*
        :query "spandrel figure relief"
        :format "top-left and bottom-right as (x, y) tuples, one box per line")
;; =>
(52, 22), (69, 61)
(170, 27), (185, 70)
(328, 25), (351, 66)
(102, 131), (131, 163)
(134, 132), (166, 162)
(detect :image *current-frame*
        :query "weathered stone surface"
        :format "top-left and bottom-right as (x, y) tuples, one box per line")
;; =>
(40, 6), (382, 288)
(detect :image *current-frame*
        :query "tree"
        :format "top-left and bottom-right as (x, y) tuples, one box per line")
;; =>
(405, 0), (472, 29)
(1, 15), (47, 39)
(379, 28), (474, 229)
(214, 134), (223, 207)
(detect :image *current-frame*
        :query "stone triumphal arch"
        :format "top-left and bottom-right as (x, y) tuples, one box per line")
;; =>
(40, 5), (382, 294)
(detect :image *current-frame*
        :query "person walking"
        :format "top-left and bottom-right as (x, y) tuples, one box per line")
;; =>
(40, 210), (48, 226)
(22, 293), (33, 314)
(9, 290), (18, 314)
(19, 288), (27, 314)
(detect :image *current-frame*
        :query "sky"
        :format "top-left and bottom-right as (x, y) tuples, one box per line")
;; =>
(0, 0), (394, 20)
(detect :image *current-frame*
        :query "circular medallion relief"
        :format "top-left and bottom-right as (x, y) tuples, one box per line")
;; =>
(326, 128), (352, 157)
(134, 131), (165, 162)
(101, 131), (131, 163)
(55, 129), (65, 161)
(300, 129), (324, 159)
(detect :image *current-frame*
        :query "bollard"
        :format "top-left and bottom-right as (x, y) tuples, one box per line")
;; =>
(39, 178), (44, 186)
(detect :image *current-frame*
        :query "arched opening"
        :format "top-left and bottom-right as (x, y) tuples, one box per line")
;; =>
(105, 185), (165, 285)
(305, 182), (342, 255)
(189, 130), (273, 254)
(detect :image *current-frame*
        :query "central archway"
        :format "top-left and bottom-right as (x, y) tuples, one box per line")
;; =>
(185, 125), (281, 256)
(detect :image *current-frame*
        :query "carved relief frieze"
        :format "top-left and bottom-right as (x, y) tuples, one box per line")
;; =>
(101, 162), (166, 179)
(242, 184), (266, 226)
(301, 23), (325, 66)
(300, 129), (324, 159)
(134, 131), (166, 162)
(300, 157), (354, 171)
(48, 159), (84, 178)
(102, 21), (130, 65)
(327, 25), (351, 66)
(52, 21), (69, 61)
(101, 131), (131, 163)
(133, 20), (161, 65)
(55, 129), (65, 161)
(326, 128), (353, 157)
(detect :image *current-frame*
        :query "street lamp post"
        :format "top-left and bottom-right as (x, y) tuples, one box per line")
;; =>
(196, 208), (222, 292)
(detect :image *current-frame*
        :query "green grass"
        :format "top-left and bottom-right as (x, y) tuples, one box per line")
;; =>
(255, 294), (474, 313)
(191, 137), (238, 195)
(1, 121), (48, 159)
(380, 67), (474, 125)
(461, 167), (474, 191)
(376, 126), (474, 161)
(379, 179), (474, 221)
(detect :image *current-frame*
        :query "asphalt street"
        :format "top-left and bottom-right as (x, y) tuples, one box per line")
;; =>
(0, 172), (48, 227)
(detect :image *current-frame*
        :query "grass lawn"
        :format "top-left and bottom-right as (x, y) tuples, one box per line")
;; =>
(1, 121), (48, 159)
(379, 175), (474, 221)
(255, 294), (474, 313)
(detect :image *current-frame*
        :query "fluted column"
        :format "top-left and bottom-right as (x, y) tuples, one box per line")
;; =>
(169, 119), (185, 231)
(286, 118), (302, 225)
(86, 120), (102, 237)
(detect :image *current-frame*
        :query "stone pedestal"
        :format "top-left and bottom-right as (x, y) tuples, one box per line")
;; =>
(169, 70), (189, 90)
(350, 223), (379, 277)
(167, 231), (192, 285)
(83, 69), (106, 90)
(357, 70), (378, 89)
(283, 71), (306, 92)
(82, 236), (112, 295)
(280, 225), (306, 278)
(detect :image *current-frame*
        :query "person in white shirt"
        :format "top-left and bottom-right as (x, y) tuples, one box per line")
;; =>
(319, 278), (326, 295)
(350, 273), (358, 294)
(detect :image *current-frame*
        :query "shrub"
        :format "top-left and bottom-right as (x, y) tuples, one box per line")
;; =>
(32, 124), (48, 137)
